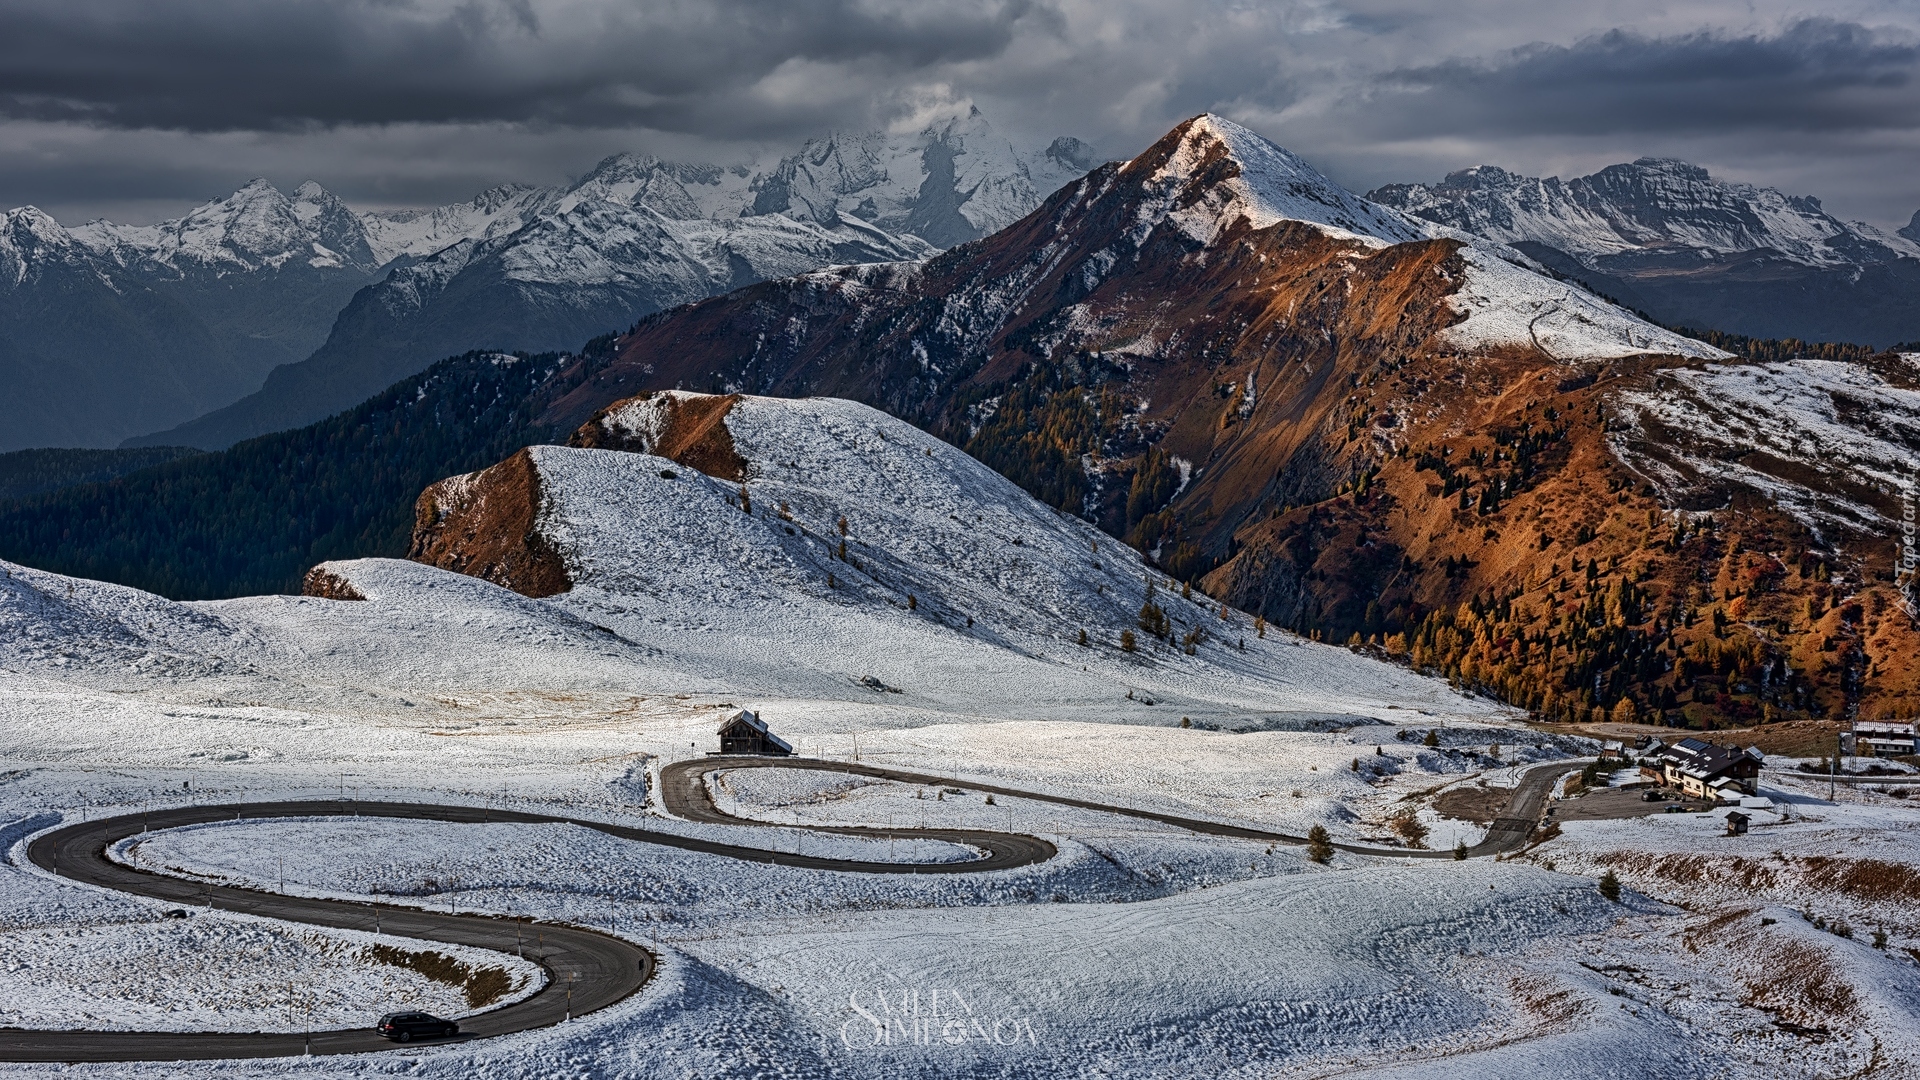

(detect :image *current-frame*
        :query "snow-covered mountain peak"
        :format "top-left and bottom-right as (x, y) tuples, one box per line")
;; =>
(0, 206), (91, 286)
(558, 152), (738, 221)
(743, 109), (1087, 247)
(68, 177), (384, 275)
(1145, 115), (1429, 248)
(1371, 157), (1920, 269)
(2, 205), (75, 247)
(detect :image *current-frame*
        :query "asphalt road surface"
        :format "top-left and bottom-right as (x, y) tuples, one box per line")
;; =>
(3, 757), (1578, 1061)
(666, 755), (1585, 859)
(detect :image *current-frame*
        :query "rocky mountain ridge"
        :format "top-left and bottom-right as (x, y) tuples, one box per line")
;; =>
(1369, 160), (1920, 346)
(498, 114), (1914, 727)
(5, 110), (1089, 452)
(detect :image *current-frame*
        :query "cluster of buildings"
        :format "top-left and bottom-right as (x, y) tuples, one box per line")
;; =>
(1636, 737), (1766, 801)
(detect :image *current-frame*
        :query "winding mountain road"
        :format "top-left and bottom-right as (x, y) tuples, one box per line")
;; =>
(2, 757), (1579, 1061)
(668, 756), (1578, 859)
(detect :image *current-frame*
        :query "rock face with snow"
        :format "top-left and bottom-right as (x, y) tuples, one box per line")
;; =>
(490, 115), (1920, 726)
(380, 388), (1480, 716)
(1369, 161), (1920, 346)
(526, 114), (1718, 574)
(127, 111), (1090, 451)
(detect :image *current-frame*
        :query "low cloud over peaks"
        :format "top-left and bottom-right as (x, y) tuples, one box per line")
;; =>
(0, 1), (1915, 230)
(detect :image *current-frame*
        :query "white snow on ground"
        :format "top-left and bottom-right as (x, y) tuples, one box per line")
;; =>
(1441, 246), (1730, 361)
(3, 390), (1918, 1074)
(0, 815), (538, 1034)
(1612, 357), (1920, 532)
(108, 814), (1659, 1079)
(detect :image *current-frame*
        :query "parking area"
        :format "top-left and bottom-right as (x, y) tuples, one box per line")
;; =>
(1549, 786), (1720, 822)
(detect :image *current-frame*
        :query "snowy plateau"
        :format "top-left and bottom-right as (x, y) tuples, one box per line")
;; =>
(5, 386), (1920, 1078)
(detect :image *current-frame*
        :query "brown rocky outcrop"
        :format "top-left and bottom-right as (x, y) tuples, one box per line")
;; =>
(300, 565), (367, 601)
(569, 391), (748, 481)
(407, 448), (572, 598)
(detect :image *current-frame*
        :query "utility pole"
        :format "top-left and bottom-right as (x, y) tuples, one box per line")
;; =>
(1832, 732), (1839, 802)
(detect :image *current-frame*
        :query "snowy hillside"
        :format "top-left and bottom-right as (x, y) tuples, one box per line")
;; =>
(1442, 246), (1727, 361)
(11, 387), (1920, 1074)
(1611, 354), (1920, 532)
(398, 392), (1483, 722)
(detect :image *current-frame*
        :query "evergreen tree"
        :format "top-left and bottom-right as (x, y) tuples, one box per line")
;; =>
(1453, 839), (1468, 861)
(1306, 824), (1333, 864)
(1598, 869), (1622, 903)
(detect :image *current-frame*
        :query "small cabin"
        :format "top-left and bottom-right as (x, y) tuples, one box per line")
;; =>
(716, 709), (793, 757)
(1725, 811), (1751, 836)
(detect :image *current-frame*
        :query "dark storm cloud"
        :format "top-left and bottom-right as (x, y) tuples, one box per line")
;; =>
(1373, 18), (1920, 138)
(0, 0), (1032, 136)
(3, 1), (1918, 229)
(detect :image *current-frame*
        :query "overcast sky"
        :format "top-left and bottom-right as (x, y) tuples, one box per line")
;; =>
(2, 0), (1916, 229)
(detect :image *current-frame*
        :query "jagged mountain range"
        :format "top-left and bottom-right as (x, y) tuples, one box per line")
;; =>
(1369, 160), (1920, 347)
(515, 114), (1917, 725)
(3, 110), (1090, 453)
(6, 113), (1917, 730)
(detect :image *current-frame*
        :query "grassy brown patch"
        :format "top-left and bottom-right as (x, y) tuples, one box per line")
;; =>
(1433, 785), (1506, 824)
(369, 944), (516, 1008)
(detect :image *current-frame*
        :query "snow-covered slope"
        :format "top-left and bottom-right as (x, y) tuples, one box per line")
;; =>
(1443, 245), (1726, 361)
(1370, 160), (1920, 345)
(395, 391), (1481, 719)
(1611, 354), (1920, 532)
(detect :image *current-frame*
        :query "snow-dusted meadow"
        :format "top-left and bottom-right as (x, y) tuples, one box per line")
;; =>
(4, 389), (1920, 1076)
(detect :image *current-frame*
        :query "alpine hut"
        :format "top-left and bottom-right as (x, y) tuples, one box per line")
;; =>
(716, 709), (793, 757)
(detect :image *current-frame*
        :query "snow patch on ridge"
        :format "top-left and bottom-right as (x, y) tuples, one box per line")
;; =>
(1150, 115), (1430, 248)
(1442, 247), (1729, 361)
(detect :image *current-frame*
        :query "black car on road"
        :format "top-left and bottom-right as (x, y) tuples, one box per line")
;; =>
(376, 1012), (459, 1042)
